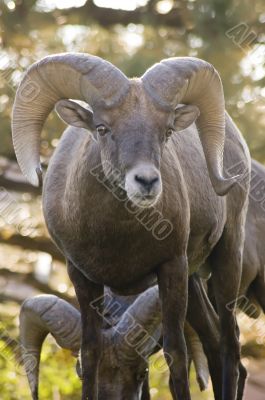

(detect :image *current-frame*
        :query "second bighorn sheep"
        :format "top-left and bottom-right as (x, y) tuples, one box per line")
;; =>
(19, 287), (209, 400)
(12, 53), (250, 400)
(207, 159), (265, 319)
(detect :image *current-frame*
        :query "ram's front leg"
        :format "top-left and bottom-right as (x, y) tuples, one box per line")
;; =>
(68, 261), (103, 400)
(157, 255), (191, 400)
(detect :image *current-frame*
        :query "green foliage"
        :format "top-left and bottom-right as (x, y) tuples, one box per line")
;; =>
(0, 331), (81, 399)
(149, 351), (213, 399)
(0, 305), (81, 399)
(39, 341), (81, 399)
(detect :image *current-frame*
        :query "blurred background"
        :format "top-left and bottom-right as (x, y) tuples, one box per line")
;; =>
(0, 0), (264, 398)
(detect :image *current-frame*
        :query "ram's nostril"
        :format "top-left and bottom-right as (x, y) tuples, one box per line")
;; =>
(135, 175), (147, 186)
(150, 176), (159, 185)
(134, 174), (159, 191)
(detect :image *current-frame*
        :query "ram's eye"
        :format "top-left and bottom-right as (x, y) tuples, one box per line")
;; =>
(96, 125), (108, 136)
(165, 128), (175, 140)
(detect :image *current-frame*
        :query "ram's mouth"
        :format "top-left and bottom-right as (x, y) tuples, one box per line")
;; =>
(129, 193), (160, 208)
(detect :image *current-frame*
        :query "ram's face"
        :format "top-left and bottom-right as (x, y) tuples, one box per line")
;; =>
(94, 83), (170, 208)
(56, 81), (199, 208)
(94, 82), (200, 208)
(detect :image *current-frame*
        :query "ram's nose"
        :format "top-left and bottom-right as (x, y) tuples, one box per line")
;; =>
(134, 174), (159, 194)
(125, 162), (162, 207)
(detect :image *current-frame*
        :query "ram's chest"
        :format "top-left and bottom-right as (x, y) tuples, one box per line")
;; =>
(61, 209), (178, 288)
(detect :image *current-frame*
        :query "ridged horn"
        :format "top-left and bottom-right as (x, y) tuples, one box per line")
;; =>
(142, 57), (239, 196)
(114, 286), (162, 362)
(19, 295), (81, 400)
(12, 53), (130, 187)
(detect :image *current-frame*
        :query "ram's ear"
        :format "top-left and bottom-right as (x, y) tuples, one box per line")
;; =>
(55, 100), (94, 130)
(174, 105), (200, 131)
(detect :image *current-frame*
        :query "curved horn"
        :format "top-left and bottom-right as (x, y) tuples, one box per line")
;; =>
(12, 53), (130, 186)
(142, 57), (239, 196)
(113, 286), (162, 362)
(19, 295), (81, 400)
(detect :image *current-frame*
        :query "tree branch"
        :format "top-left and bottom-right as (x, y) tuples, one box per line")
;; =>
(0, 268), (77, 306)
(0, 175), (41, 195)
(0, 231), (64, 262)
(0, 157), (41, 195)
(4, 0), (186, 31)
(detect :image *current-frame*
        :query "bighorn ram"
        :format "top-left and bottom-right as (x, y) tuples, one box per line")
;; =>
(12, 53), (250, 400)
(19, 287), (209, 400)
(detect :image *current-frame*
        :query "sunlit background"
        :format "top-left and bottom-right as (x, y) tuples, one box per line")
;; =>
(0, 0), (265, 399)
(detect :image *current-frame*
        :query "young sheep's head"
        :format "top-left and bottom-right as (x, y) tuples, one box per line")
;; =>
(19, 287), (209, 400)
(77, 341), (150, 400)
(19, 288), (162, 400)
(12, 53), (240, 206)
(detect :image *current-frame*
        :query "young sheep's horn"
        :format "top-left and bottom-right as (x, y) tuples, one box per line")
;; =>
(113, 286), (162, 362)
(19, 295), (81, 400)
(12, 53), (129, 187)
(142, 57), (240, 196)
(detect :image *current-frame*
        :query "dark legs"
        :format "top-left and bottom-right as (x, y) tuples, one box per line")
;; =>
(187, 273), (247, 400)
(252, 275), (265, 313)
(187, 274), (223, 400)
(209, 223), (245, 400)
(157, 255), (191, 400)
(68, 261), (103, 400)
(237, 364), (247, 400)
(141, 374), (151, 400)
